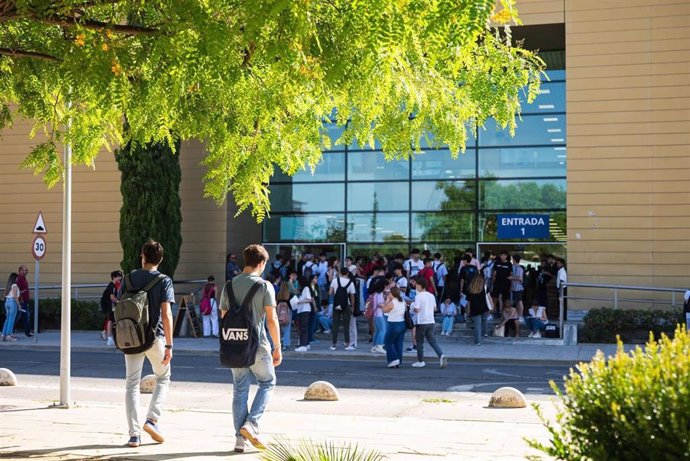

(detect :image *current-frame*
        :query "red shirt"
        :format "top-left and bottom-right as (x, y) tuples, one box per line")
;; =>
(418, 267), (436, 295)
(16, 274), (30, 303)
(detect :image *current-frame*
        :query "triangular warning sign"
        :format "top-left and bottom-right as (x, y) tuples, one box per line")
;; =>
(33, 212), (47, 234)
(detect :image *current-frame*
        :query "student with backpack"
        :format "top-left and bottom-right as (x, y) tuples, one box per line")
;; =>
(100, 270), (122, 346)
(114, 239), (174, 449)
(329, 267), (356, 351)
(200, 275), (219, 338)
(219, 244), (282, 453)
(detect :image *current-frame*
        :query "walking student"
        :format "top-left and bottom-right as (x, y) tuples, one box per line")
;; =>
(118, 239), (175, 448)
(100, 270), (122, 347)
(220, 244), (282, 453)
(382, 286), (406, 368)
(410, 278), (446, 369)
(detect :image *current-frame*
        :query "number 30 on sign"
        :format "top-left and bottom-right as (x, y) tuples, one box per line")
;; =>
(32, 236), (46, 260)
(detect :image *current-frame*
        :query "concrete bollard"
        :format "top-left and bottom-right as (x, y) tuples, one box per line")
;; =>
(0, 368), (18, 386)
(489, 387), (526, 408)
(140, 374), (156, 394)
(304, 381), (339, 401)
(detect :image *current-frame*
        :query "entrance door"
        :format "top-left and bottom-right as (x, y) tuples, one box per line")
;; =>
(476, 242), (566, 267)
(262, 243), (346, 273)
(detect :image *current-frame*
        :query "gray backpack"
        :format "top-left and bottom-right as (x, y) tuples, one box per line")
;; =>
(113, 273), (165, 354)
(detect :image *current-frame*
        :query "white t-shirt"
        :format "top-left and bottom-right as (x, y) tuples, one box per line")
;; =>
(404, 259), (424, 278)
(440, 302), (457, 316)
(529, 306), (547, 321)
(395, 275), (408, 291)
(433, 262), (448, 287)
(348, 264), (358, 276)
(5, 283), (19, 300)
(557, 267), (567, 289)
(330, 276), (356, 295)
(412, 291), (436, 325)
(296, 286), (312, 314)
(386, 299), (406, 322)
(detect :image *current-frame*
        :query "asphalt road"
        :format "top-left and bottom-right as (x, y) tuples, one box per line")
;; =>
(0, 349), (573, 395)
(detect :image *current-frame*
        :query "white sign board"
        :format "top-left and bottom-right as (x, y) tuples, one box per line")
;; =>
(32, 236), (46, 260)
(33, 211), (47, 234)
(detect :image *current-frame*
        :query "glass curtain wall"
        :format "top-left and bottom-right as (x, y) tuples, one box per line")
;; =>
(263, 67), (566, 260)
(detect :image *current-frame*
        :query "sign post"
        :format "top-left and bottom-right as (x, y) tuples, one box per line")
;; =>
(31, 213), (47, 344)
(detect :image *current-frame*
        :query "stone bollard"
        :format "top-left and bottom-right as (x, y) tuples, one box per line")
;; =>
(140, 374), (156, 394)
(489, 387), (526, 408)
(0, 368), (18, 386)
(304, 381), (339, 401)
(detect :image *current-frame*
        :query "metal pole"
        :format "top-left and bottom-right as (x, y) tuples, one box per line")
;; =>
(59, 104), (72, 408)
(672, 291), (676, 308)
(33, 259), (39, 344)
(613, 288), (618, 309)
(559, 283), (564, 339)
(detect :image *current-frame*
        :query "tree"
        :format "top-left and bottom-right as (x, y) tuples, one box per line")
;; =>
(0, 0), (544, 220)
(116, 140), (182, 278)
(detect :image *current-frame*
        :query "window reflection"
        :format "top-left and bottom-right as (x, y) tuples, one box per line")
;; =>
(412, 212), (474, 241)
(263, 214), (345, 242)
(479, 147), (566, 178)
(479, 179), (566, 210)
(521, 82), (566, 114)
(411, 181), (476, 211)
(270, 184), (344, 212)
(411, 149), (476, 180)
(348, 151), (409, 181)
(347, 213), (409, 242)
(273, 152), (345, 183)
(479, 115), (566, 147)
(347, 182), (409, 211)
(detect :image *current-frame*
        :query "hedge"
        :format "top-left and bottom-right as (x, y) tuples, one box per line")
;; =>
(579, 307), (683, 344)
(0, 298), (103, 331)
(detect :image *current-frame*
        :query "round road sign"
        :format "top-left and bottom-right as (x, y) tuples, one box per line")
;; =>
(32, 236), (46, 260)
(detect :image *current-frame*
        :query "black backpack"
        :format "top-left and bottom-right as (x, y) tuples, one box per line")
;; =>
(333, 277), (352, 311)
(219, 280), (263, 368)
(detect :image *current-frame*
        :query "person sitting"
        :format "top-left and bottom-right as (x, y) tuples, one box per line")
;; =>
(499, 301), (520, 338)
(526, 299), (548, 338)
(439, 298), (457, 336)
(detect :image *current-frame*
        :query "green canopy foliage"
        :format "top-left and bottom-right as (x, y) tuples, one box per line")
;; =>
(0, 0), (543, 221)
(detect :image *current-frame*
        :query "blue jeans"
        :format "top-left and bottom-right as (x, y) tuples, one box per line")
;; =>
(2, 299), (18, 337)
(441, 316), (455, 334)
(415, 323), (444, 362)
(527, 317), (547, 333)
(230, 350), (276, 436)
(471, 314), (488, 345)
(373, 316), (386, 346)
(124, 338), (171, 437)
(384, 320), (406, 364)
(281, 309), (292, 347)
(316, 312), (332, 331)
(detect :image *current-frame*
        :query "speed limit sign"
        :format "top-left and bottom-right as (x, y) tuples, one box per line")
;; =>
(32, 236), (46, 260)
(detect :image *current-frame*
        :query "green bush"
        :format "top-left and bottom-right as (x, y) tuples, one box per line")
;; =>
(35, 298), (103, 330)
(529, 326), (690, 460)
(579, 307), (682, 343)
(261, 438), (385, 461)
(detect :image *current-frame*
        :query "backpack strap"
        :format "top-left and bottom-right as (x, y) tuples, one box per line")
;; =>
(241, 282), (263, 308)
(124, 273), (134, 292)
(226, 280), (264, 313)
(143, 274), (165, 292)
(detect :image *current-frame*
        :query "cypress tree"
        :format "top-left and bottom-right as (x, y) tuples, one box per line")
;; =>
(116, 140), (182, 278)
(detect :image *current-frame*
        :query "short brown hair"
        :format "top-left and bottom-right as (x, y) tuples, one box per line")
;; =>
(141, 239), (164, 265)
(244, 244), (269, 268)
(415, 276), (427, 290)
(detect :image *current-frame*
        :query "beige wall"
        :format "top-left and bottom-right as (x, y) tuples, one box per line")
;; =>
(518, 0), (565, 25)
(565, 0), (690, 308)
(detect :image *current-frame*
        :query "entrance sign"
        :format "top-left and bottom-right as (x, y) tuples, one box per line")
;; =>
(497, 214), (550, 239)
(33, 211), (47, 234)
(32, 235), (47, 260)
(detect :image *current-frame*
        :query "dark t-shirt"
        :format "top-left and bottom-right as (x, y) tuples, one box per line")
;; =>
(459, 265), (478, 293)
(467, 291), (489, 317)
(493, 261), (512, 286)
(122, 270), (175, 337)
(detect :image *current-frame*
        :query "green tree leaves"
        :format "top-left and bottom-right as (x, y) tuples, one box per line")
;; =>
(0, 0), (544, 221)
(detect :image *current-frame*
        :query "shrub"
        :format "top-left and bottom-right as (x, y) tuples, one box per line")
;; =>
(579, 307), (682, 343)
(35, 298), (103, 330)
(529, 326), (690, 460)
(261, 438), (385, 461)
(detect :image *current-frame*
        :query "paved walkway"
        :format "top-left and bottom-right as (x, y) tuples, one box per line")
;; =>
(0, 329), (624, 364)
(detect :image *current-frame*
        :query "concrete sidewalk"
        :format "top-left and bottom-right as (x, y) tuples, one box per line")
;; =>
(0, 374), (559, 460)
(0, 329), (623, 364)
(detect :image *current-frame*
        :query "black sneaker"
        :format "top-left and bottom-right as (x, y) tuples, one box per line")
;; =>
(127, 436), (140, 447)
(405, 345), (417, 352)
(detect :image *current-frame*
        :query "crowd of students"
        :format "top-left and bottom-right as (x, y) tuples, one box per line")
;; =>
(227, 247), (567, 367)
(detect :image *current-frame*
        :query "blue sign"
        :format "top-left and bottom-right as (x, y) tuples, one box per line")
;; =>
(497, 214), (550, 239)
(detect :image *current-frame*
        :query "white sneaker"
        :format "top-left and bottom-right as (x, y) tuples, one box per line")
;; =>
(239, 423), (266, 450)
(376, 345), (386, 354)
(106, 337), (115, 347)
(329, 345), (336, 351)
(323, 329), (331, 334)
(371, 346), (378, 353)
(234, 435), (246, 453)
(528, 332), (534, 338)
(345, 345), (356, 351)
(440, 355), (447, 368)
(387, 359), (400, 368)
(294, 346), (308, 352)
(306, 345), (311, 351)
(534, 332), (542, 338)
(412, 361), (426, 368)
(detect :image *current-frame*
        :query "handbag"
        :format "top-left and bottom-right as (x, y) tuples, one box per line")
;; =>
(493, 323), (505, 337)
(404, 308), (414, 330)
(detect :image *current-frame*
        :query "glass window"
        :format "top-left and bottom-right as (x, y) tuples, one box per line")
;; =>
(347, 213), (409, 242)
(348, 243), (410, 261)
(347, 182), (409, 211)
(521, 81), (565, 114)
(479, 114), (566, 147)
(479, 211), (566, 242)
(273, 152), (345, 183)
(270, 183), (344, 212)
(347, 151), (409, 181)
(478, 147), (567, 178)
(479, 179), (567, 210)
(416, 127), (476, 149)
(322, 123), (346, 151)
(411, 212), (475, 241)
(411, 149), (476, 180)
(411, 181), (476, 211)
(263, 214), (345, 242)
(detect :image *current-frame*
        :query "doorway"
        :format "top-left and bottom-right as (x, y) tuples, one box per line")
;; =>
(476, 242), (566, 268)
(262, 243), (346, 273)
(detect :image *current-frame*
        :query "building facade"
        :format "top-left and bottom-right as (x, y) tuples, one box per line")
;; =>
(0, 0), (688, 308)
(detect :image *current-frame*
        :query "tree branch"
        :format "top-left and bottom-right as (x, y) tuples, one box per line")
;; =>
(40, 16), (159, 35)
(0, 47), (61, 62)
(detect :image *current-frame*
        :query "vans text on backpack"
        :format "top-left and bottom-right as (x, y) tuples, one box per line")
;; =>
(219, 280), (263, 368)
(113, 273), (165, 354)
